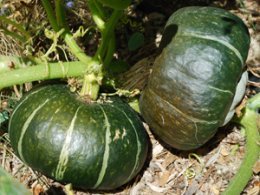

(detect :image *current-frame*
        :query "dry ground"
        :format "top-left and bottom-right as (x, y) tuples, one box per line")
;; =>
(0, 0), (259, 194)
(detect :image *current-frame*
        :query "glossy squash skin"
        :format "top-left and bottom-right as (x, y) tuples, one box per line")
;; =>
(139, 6), (250, 150)
(8, 84), (148, 190)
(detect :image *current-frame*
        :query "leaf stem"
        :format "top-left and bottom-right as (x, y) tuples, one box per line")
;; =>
(41, 0), (59, 31)
(87, 0), (105, 31)
(223, 94), (260, 194)
(104, 34), (116, 67)
(55, 0), (70, 31)
(41, 0), (92, 64)
(95, 10), (123, 60)
(0, 57), (89, 90)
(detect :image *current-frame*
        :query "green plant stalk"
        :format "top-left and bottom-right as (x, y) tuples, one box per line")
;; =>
(55, 0), (69, 31)
(0, 60), (88, 90)
(0, 166), (30, 195)
(0, 55), (36, 73)
(41, 0), (59, 31)
(104, 34), (116, 67)
(0, 16), (31, 40)
(95, 10), (123, 60)
(79, 73), (100, 100)
(56, 0), (103, 99)
(42, 0), (101, 99)
(41, 0), (92, 64)
(88, 0), (105, 31)
(93, 0), (107, 19)
(223, 94), (260, 195)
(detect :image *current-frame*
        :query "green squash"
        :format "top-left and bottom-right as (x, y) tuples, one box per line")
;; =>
(139, 6), (250, 150)
(8, 84), (148, 190)
(0, 166), (30, 195)
(97, 0), (131, 10)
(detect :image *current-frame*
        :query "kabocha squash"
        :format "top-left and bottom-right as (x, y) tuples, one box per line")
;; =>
(8, 84), (148, 190)
(139, 6), (250, 150)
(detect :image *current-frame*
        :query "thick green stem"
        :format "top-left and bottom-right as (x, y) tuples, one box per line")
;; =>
(87, 0), (105, 31)
(41, 0), (92, 64)
(95, 10), (123, 60)
(55, 0), (69, 31)
(80, 74), (100, 100)
(223, 94), (260, 195)
(104, 34), (116, 67)
(41, 0), (59, 31)
(0, 59), (88, 90)
(0, 55), (36, 73)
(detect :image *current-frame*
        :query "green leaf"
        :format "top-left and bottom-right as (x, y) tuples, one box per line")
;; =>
(0, 111), (9, 126)
(0, 167), (30, 195)
(109, 59), (130, 74)
(128, 32), (144, 51)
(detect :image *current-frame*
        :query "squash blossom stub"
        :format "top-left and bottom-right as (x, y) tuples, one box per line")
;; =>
(140, 6), (250, 150)
(8, 84), (148, 190)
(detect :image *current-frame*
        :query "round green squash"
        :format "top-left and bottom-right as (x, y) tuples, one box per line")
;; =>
(139, 6), (250, 150)
(97, 0), (131, 10)
(8, 84), (148, 190)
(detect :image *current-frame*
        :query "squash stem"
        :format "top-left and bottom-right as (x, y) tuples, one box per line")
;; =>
(55, 0), (70, 31)
(0, 57), (88, 90)
(94, 10), (123, 61)
(222, 94), (260, 194)
(41, 0), (92, 64)
(87, 0), (105, 31)
(79, 74), (100, 100)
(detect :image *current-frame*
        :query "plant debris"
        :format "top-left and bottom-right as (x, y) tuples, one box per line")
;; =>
(0, 0), (259, 194)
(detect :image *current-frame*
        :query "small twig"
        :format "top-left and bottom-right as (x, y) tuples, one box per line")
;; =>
(13, 86), (21, 99)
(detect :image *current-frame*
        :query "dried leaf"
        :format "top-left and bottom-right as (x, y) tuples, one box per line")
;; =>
(146, 182), (169, 193)
(158, 170), (170, 186)
(32, 184), (44, 195)
(253, 160), (260, 174)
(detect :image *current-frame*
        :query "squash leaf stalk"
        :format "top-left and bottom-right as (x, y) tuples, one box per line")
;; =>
(0, 0), (124, 100)
(0, 57), (88, 90)
(223, 93), (260, 194)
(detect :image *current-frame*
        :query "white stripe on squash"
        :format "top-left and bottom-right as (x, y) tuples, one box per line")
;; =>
(17, 99), (50, 163)
(54, 106), (81, 180)
(181, 32), (244, 66)
(148, 88), (219, 124)
(208, 85), (233, 96)
(9, 87), (47, 125)
(93, 105), (112, 189)
(120, 109), (142, 182)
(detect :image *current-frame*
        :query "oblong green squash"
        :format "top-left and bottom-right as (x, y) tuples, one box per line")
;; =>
(139, 6), (250, 150)
(8, 84), (148, 190)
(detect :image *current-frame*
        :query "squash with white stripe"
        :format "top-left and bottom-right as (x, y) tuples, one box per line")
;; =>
(8, 84), (148, 190)
(139, 6), (250, 150)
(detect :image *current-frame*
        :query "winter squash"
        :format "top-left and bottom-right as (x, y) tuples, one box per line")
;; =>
(8, 84), (148, 190)
(139, 6), (250, 150)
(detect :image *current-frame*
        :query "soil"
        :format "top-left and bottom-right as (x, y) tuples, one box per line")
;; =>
(0, 0), (259, 195)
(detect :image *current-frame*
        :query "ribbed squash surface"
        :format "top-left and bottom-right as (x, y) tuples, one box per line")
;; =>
(140, 6), (250, 150)
(9, 84), (148, 190)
